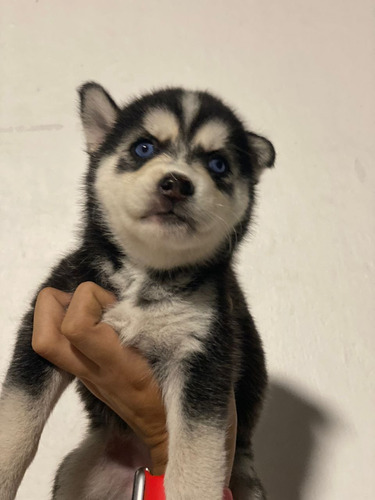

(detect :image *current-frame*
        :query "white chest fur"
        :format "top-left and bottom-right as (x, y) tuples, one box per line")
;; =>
(102, 264), (214, 361)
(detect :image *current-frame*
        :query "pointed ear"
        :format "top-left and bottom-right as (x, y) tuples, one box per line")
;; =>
(247, 132), (275, 181)
(78, 82), (120, 154)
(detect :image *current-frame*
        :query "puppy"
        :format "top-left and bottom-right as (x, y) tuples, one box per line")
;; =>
(0, 84), (275, 499)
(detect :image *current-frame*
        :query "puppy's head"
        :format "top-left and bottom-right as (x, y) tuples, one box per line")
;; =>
(79, 83), (275, 270)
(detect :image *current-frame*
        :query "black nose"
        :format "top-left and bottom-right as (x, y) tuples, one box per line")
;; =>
(158, 172), (195, 201)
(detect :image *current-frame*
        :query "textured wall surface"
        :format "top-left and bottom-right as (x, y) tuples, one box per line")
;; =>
(1, 1), (374, 499)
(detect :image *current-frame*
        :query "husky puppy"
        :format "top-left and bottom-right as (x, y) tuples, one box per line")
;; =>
(0, 84), (274, 499)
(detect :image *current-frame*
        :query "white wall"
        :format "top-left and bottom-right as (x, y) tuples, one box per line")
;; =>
(1, 1), (374, 499)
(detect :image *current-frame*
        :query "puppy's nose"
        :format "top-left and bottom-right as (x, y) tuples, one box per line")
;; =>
(158, 172), (195, 201)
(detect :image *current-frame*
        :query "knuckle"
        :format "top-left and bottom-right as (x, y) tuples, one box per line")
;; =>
(75, 281), (97, 296)
(61, 318), (94, 342)
(37, 287), (54, 302)
(31, 336), (52, 358)
(60, 319), (82, 339)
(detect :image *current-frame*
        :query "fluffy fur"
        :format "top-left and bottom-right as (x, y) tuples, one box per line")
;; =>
(0, 84), (275, 500)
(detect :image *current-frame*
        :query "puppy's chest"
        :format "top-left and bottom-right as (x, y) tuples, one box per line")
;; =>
(103, 267), (214, 358)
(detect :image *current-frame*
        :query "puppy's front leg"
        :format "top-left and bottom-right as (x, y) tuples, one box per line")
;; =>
(165, 420), (226, 500)
(163, 366), (229, 500)
(0, 368), (70, 499)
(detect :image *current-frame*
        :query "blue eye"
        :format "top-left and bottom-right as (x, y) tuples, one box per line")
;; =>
(134, 141), (155, 158)
(208, 157), (228, 175)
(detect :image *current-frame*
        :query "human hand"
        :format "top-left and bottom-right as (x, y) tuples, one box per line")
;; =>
(32, 282), (237, 482)
(32, 282), (168, 474)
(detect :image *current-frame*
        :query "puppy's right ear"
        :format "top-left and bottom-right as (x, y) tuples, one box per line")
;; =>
(79, 82), (120, 154)
(247, 132), (275, 183)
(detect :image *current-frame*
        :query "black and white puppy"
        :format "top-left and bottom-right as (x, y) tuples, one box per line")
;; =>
(0, 84), (275, 500)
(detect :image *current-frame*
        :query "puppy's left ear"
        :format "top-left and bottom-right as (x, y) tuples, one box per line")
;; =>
(79, 82), (120, 154)
(247, 132), (275, 182)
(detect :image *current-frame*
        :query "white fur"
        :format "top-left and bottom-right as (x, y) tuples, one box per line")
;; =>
(182, 91), (200, 129)
(143, 108), (180, 142)
(163, 370), (227, 500)
(0, 371), (70, 500)
(192, 120), (229, 151)
(103, 262), (213, 357)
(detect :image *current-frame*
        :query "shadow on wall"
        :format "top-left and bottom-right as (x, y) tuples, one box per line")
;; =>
(253, 380), (333, 500)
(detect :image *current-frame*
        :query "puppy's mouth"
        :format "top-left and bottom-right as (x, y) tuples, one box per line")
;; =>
(142, 209), (193, 228)
(141, 198), (195, 229)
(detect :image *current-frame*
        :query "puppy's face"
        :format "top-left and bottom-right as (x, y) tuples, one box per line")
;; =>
(80, 84), (274, 269)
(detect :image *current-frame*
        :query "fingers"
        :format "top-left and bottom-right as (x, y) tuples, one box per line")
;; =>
(32, 283), (143, 385)
(59, 281), (120, 365)
(33, 287), (99, 377)
(62, 281), (116, 331)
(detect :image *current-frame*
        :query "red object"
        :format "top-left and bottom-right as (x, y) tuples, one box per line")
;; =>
(142, 470), (233, 500)
(143, 470), (166, 500)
